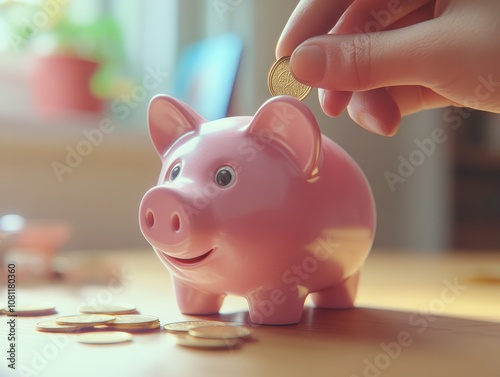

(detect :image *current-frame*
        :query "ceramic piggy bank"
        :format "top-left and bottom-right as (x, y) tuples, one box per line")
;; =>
(139, 95), (375, 325)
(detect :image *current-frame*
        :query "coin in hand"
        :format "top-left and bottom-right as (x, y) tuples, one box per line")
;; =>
(268, 56), (312, 101)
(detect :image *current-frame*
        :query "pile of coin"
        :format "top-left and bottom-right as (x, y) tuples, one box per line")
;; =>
(164, 320), (252, 349)
(268, 56), (312, 101)
(33, 304), (161, 344)
(3, 302), (253, 348)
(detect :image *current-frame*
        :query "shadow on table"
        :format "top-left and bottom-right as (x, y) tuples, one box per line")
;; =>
(198, 305), (500, 335)
(184, 305), (500, 376)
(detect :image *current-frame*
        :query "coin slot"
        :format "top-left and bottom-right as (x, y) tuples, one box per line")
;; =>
(145, 210), (155, 228)
(171, 213), (180, 232)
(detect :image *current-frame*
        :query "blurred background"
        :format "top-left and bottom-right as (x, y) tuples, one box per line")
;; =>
(1, 0), (500, 261)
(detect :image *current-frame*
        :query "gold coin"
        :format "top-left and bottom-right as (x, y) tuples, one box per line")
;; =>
(105, 315), (159, 328)
(56, 314), (115, 326)
(268, 56), (312, 101)
(76, 331), (133, 345)
(163, 320), (229, 333)
(4, 303), (56, 317)
(36, 320), (92, 333)
(110, 314), (158, 325)
(105, 321), (160, 332)
(175, 335), (241, 349)
(79, 304), (137, 315)
(188, 325), (252, 340)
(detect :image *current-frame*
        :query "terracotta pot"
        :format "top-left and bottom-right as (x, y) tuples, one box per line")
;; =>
(31, 54), (103, 117)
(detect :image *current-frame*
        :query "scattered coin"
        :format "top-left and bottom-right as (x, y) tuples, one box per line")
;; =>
(105, 315), (160, 331)
(108, 314), (158, 326)
(56, 314), (115, 326)
(163, 320), (228, 333)
(4, 303), (56, 316)
(105, 321), (160, 332)
(36, 320), (93, 333)
(189, 325), (251, 340)
(32, 306), (255, 350)
(79, 304), (137, 315)
(175, 335), (241, 349)
(268, 56), (312, 101)
(76, 331), (133, 345)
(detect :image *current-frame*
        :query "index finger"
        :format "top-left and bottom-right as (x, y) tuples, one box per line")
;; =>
(276, 0), (353, 58)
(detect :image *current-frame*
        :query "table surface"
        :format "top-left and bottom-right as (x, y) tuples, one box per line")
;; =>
(1, 249), (500, 377)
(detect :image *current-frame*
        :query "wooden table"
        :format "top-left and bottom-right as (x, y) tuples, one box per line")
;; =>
(2, 249), (500, 377)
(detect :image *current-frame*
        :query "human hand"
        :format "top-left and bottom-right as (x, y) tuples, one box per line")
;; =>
(276, 0), (500, 136)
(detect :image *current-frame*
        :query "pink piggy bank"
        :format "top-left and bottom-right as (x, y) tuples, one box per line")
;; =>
(139, 95), (375, 325)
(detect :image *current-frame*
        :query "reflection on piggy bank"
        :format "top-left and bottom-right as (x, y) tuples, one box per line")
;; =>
(139, 95), (376, 325)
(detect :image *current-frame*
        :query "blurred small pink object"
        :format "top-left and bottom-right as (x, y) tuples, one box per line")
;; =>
(0, 215), (72, 282)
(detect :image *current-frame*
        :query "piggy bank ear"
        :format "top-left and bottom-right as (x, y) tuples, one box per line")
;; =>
(148, 95), (206, 157)
(248, 96), (322, 179)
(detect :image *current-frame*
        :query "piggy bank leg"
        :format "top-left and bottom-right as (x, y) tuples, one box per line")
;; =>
(173, 279), (225, 315)
(246, 287), (308, 325)
(310, 271), (360, 309)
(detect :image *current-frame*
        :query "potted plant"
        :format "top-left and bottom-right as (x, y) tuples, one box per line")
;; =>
(2, 1), (126, 118)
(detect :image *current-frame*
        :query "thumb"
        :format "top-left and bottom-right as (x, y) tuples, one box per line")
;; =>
(289, 19), (453, 92)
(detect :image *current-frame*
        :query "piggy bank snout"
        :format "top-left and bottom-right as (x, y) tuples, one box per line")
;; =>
(139, 186), (187, 248)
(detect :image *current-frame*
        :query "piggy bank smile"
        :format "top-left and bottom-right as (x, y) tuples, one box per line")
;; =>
(160, 248), (215, 267)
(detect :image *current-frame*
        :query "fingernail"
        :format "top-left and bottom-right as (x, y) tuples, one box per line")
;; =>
(354, 112), (387, 136)
(319, 89), (326, 108)
(290, 45), (325, 84)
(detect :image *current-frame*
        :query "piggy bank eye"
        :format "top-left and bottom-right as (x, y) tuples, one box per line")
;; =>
(169, 163), (181, 182)
(215, 166), (236, 188)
